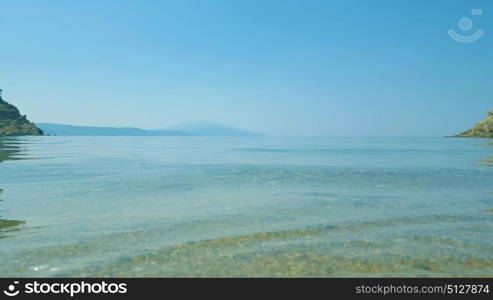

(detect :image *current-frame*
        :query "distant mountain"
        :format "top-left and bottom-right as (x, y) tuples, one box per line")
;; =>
(0, 91), (43, 136)
(36, 121), (259, 137)
(162, 121), (259, 137)
(37, 123), (186, 136)
(454, 110), (493, 138)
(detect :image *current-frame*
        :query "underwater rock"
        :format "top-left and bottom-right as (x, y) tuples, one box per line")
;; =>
(0, 219), (25, 233)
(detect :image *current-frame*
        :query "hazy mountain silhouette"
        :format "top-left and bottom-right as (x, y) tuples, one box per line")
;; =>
(37, 121), (259, 137)
(37, 123), (186, 136)
(161, 121), (259, 137)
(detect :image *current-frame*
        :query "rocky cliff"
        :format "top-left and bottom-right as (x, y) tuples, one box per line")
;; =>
(455, 110), (493, 138)
(0, 93), (43, 136)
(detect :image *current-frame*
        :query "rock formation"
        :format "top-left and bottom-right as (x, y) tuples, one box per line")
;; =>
(0, 90), (43, 136)
(455, 110), (493, 138)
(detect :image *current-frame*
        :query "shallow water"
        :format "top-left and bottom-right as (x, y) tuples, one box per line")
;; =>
(0, 136), (492, 277)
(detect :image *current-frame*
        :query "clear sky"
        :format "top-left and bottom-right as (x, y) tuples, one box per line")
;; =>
(1, 0), (492, 136)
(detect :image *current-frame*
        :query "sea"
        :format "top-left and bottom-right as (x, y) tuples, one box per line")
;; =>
(0, 136), (492, 277)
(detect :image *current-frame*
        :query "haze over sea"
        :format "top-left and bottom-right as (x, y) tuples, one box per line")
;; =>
(1, 136), (493, 277)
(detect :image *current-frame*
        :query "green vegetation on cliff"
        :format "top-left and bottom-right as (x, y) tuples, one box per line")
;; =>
(0, 90), (43, 136)
(455, 110), (493, 138)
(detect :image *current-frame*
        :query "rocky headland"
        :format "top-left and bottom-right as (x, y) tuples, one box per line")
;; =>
(0, 90), (43, 136)
(455, 110), (493, 138)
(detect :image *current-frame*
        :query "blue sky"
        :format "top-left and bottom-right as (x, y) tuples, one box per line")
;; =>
(1, 0), (492, 136)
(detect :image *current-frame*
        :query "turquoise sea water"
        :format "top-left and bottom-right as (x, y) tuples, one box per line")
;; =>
(0, 136), (492, 277)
